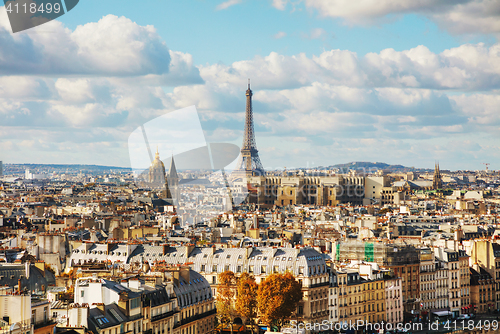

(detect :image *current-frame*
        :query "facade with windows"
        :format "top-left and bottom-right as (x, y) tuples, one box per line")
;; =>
(434, 260), (449, 311)
(244, 175), (365, 207)
(70, 244), (329, 327)
(32, 299), (56, 334)
(470, 267), (495, 314)
(168, 267), (215, 334)
(335, 269), (364, 325)
(74, 268), (214, 334)
(458, 250), (471, 314)
(469, 240), (500, 311)
(328, 271), (339, 323)
(435, 248), (461, 317)
(76, 278), (143, 334)
(385, 277), (403, 326)
(419, 248), (436, 320)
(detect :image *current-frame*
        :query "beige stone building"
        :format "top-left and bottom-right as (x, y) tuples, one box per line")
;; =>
(419, 248), (436, 320)
(434, 248), (461, 317)
(470, 267), (495, 314)
(385, 277), (403, 326)
(244, 175), (365, 207)
(469, 240), (500, 310)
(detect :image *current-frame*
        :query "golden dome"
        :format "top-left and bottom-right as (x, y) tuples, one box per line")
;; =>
(151, 147), (165, 168)
(149, 147), (167, 186)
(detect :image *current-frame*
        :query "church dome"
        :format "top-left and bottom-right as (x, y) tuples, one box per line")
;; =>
(149, 148), (167, 187)
(151, 150), (165, 168)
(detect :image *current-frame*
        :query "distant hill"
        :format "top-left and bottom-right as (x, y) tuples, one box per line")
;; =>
(4, 163), (131, 175)
(329, 161), (426, 172)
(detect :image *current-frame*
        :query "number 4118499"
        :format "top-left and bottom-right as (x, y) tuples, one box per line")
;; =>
(5, 2), (61, 14)
(444, 320), (499, 331)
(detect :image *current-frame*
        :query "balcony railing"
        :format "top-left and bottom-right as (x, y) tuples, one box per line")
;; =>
(309, 282), (330, 289)
(173, 309), (216, 329)
(151, 310), (177, 322)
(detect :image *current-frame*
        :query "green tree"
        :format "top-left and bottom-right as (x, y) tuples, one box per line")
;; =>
(235, 273), (258, 334)
(216, 271), (237, 334)
(257, 272), (302, 331)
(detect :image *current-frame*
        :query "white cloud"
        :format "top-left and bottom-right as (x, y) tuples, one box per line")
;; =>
(0, 77), (54, 99)
(274, 31), (287, 39)
(450, 91), (500, 127)
(48, 103), (128, 128)
(304, 0), (454, 22)
(302, 28), (327, 40)
(0, 8), (198, 78)
(301, 0), (500, 35)
(55, 78), (111, 104)
(431, 1), (500, 35)
(272, 0), (289, 10)
(216, 0), (243, 10)
(200, 43), (500, 90)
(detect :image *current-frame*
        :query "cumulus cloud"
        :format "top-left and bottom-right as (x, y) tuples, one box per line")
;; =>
(450, 91), (500, 128)
(200, 43), (500, 90)
(0, 8), (198, 78)
(216, 0), (243, 10)
(0, 77), (55, 99)
(55, 78), (112, 104)
(301, 0), (500, 35)
(430, 1), (500, 35)
(272, 0), (289, 10)
(303, 0), (459, 22)
(274, 31), (287, 39)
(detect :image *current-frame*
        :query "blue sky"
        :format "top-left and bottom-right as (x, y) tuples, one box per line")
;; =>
(57, 0), (489, 65)
(1, 0), (500, 170)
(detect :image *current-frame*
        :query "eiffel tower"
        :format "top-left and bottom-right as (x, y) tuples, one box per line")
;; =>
(233, 79), (265, 178)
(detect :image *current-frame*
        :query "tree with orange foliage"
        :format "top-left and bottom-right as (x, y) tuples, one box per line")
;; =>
(235, 273), (258, 334)
(216, 271), (237, 334)
(257, 272), (302, 331)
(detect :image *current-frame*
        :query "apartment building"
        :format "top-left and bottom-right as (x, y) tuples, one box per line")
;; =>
(73, 267), (215, 334)
(470, 240), (500, 310)
(333, 241), (420, 319)
(71, 244), (329, 327)
(384, 277), (403, 326)
(362, 278), (386, 324)
(435, 248), (461, 317)
(419, 248), (436, 321)
(434, 259), (449, 311)
(459, 250), (471, 314)
(336, 269), (364, 324)
(328, 271), (339, 323)
(470, 267), (495, 314)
